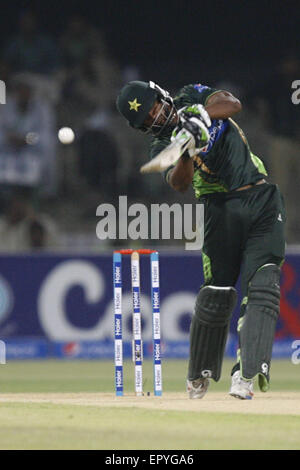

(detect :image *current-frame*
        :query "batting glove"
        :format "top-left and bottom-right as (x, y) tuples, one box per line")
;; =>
(172, 105), (211, 156)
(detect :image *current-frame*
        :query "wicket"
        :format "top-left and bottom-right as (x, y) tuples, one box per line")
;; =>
(113, 249), (162, 397)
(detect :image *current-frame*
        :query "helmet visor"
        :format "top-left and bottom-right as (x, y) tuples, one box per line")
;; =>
(141, 98), (178, 136)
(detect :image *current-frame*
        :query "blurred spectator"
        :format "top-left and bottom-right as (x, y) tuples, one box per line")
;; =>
(0, 73), (57, 196)
(78, 128), (118, 197)
(73, 50), (120, 110)
(2, 10), (59, 75)
(242, 55), (300, 242)
(56, 15), (121, 198)
(58, 16), (120, 128)
(268, 136), (300, 242)
(58, 49), (120, 130)
(0, 190), (58, 251)
(60, 15), (108, 69)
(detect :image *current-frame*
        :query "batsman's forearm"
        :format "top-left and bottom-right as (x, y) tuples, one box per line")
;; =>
(205, 99), (242, 119)
(169, 154), (194, 192)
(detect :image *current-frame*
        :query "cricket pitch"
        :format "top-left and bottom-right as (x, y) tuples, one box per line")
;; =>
(1, 391), (300, 415)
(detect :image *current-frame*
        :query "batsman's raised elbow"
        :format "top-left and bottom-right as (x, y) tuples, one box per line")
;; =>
(233, 99), (242, 113)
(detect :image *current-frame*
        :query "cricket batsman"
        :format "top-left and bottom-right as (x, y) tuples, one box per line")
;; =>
(116, 80), (286, 400)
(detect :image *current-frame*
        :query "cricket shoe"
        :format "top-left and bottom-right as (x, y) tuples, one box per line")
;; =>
(229, 371), (254, 400)
(187, 377), (209, 399)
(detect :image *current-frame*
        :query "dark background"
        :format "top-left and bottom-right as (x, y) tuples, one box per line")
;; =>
(1, 0), (299, 86)
(0, 0), (299, 248)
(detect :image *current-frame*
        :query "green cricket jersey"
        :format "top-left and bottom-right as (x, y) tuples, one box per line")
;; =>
(149, 84), (267, 198)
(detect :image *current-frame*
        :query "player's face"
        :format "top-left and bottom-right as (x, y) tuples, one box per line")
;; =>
(143, 100), (178, 136)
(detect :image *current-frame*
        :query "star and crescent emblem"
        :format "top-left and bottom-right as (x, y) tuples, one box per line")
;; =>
(128, 98), (142, 112)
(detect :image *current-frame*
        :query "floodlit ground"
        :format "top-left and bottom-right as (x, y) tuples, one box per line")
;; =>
(0, 359), (299, 449)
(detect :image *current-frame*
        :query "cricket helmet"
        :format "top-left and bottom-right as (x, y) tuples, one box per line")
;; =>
(116, 80), (176, 136)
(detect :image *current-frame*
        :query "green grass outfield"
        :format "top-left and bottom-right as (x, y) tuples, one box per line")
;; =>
(0, 359), (299, 450)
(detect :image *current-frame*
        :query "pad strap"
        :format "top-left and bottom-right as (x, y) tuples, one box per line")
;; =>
(239, 264), (280, 391)
(188, 286), (237, 381)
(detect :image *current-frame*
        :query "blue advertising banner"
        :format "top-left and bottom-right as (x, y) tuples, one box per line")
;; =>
(0, 252), (299, 359)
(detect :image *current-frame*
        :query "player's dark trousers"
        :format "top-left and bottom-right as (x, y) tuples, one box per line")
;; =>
(199, 182), (286, 375)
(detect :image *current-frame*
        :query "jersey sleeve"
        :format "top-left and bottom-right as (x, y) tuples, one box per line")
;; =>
(175, 84), (221, 107)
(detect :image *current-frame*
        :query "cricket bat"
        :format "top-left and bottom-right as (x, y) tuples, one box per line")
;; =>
(140, 128), (194, 174)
